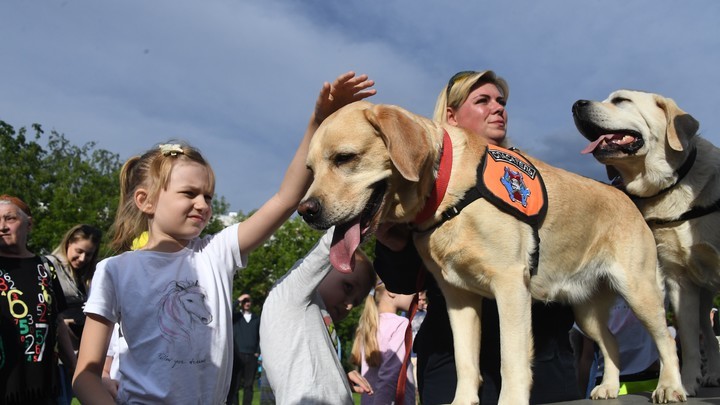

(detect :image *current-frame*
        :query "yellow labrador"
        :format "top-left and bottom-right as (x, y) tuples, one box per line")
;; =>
(573, 90), (720, 396)
(298, 101), (686, 404)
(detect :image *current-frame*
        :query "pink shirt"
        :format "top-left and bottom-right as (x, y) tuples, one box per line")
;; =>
(361, 312), (415, 405)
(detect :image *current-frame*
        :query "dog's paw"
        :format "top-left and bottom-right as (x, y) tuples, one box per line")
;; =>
(651, 386), (688, 403)
(590, 384), (619, 400)
(682, 369), (703, 397)
(701, 372), (720, 387)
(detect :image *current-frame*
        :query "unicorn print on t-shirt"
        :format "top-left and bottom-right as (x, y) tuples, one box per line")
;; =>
(157, 279), (213, 351)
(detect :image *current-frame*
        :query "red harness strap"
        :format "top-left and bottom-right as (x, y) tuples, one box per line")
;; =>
(413, 130), (453, 225)
(395, 269), (426, 404)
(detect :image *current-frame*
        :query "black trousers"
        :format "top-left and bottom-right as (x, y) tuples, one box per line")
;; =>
(227, 353), (258, 405)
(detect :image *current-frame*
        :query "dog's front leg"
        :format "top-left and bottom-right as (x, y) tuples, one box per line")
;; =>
(667, 277), (703, 396)
(494, 281), (533, 405)
(442, 284), (483, 405)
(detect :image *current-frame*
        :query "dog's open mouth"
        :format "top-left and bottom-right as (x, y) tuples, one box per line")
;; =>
(330, 181), (387, 273)
(580, 131), (644, 155)
(574, 117), (644, 156)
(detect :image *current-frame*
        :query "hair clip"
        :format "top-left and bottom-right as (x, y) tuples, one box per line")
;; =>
(159, 144), (184, 156)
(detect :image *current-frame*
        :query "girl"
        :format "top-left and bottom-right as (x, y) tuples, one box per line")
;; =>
(350, 280), (416, 405)
(260, 232), (376, 404)
(72, 72), (376, 404)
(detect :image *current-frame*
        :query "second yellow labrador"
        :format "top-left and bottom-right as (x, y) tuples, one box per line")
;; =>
(298, 101), (686, 404)
(573, 90), (720, 396)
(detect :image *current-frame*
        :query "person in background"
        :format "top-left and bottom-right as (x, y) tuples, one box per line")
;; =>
(350, 280), (416, 404)
(412, 290), (428, 341)
(72, 72), (376, 404)
(260, 229), (376, 404)
(46, 224), (103, 404)
(227, 293), (261, 405)
(374, 70), (581, 404)
(100, 323), (127, 399)
(0, 194), (77, 404)
(411, 290), (427, 404)
(575, 296), (660, 397)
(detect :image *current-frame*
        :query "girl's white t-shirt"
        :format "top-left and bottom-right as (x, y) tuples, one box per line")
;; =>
(85, 224), (244, 404)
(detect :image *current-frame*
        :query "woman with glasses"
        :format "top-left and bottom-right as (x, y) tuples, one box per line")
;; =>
(375, 70), (581, 404)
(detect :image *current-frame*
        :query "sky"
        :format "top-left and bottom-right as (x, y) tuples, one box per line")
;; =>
(2, 0), (719, 213)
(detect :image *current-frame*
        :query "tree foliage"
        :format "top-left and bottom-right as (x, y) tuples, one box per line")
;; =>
(0, 120), (121, 254)
(0, 120), (232, 255)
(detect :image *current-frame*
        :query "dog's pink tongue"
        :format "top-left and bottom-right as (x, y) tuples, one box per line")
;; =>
(330, 220), (361, 274)
(581, 134), (622, 154)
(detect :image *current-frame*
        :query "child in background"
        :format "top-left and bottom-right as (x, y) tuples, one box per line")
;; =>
(260, 229), (376, 404)
(72, 72), (376, 404)
(350, 280), (416, 404)
(100, 323), (126, 399)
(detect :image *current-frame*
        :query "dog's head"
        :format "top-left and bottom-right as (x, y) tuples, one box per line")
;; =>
(297, 101), (440, 273)
(572, 90), (699, 184)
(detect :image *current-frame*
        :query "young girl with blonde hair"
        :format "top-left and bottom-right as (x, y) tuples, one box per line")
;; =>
(350, 280), (416, 404)
(72, 72), (376, 404)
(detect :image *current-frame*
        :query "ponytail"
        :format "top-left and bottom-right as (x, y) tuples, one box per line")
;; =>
(350, 283), (383, 368)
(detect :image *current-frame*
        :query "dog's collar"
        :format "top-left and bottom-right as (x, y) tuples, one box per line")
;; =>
(629, 147), (697, 201)
(413, 130), (452, 225)
(646, 198), (720, 227)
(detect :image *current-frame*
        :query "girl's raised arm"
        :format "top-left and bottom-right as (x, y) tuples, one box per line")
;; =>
(236, 71), (376, 254)
(72, 314), (116, 404)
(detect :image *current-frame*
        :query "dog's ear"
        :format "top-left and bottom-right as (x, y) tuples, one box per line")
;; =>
(364, 105), (432, 182)
(656, 95), (699, 152)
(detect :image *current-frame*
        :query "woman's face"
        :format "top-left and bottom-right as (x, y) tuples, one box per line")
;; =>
(447, 82), (508, 146)
(0, 204), (30, 254)
(66, 238), (97, 271)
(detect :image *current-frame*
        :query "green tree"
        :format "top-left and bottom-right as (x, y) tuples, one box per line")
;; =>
(1, 120), (232, 255)
(0, 120), (121, 254)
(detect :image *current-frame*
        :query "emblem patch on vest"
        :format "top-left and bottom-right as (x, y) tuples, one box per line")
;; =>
(478, 145), (547, 225)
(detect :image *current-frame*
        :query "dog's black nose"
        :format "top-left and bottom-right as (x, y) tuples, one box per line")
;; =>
(572, 100), (589, 115)
(297, 197), (321, 220)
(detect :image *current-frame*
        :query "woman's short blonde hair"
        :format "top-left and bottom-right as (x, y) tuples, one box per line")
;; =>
(432, 70), (509, 123)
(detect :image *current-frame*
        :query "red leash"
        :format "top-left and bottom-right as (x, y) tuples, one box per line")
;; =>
(395, 269), (426, 404)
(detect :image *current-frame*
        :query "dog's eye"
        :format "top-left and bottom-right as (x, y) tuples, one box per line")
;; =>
(611, 97), (630, 104)
(333, 153), (356, 166)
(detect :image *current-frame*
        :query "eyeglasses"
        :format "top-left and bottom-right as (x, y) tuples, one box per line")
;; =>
(446, 70), (478, 99)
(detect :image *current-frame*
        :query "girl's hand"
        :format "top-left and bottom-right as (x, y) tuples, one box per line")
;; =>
(101, 377), (119, 399)
(347, 370), (374, 395)
(313, 72), (376, 125)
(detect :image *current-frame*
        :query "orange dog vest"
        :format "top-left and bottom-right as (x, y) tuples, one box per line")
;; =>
(478, 145), (547, 225)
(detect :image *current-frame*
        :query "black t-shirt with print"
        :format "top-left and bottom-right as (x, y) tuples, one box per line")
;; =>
(0, 256), (67, 404)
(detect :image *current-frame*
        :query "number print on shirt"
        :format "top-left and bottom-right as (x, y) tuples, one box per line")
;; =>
(0, 263), (54, 363)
